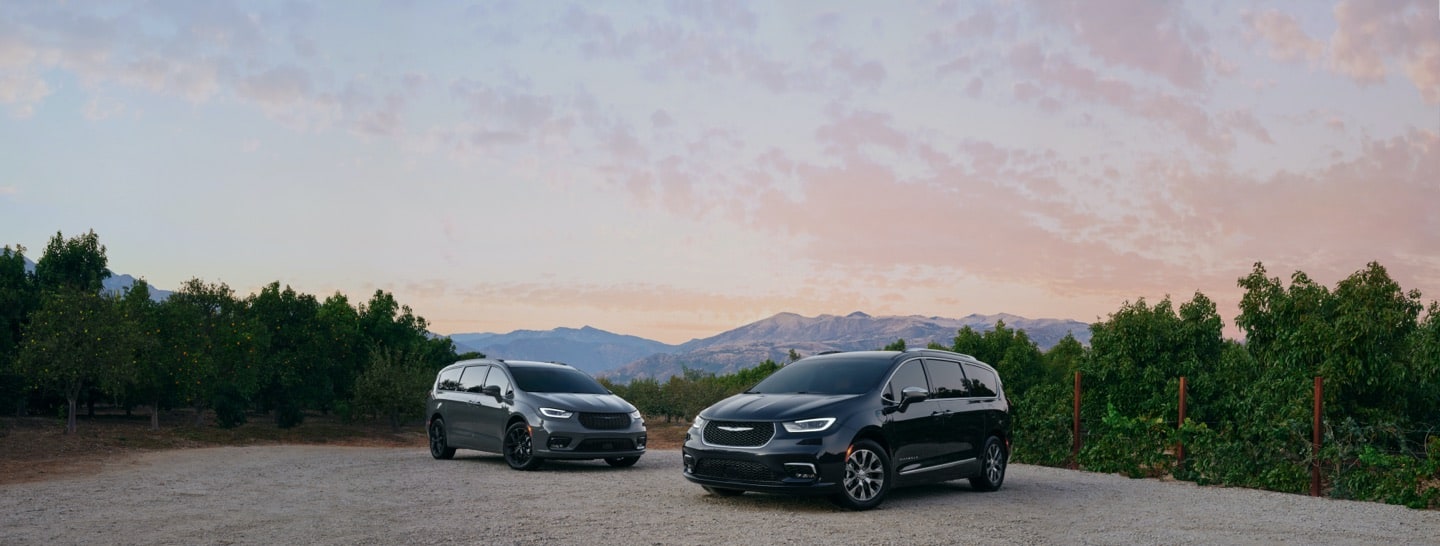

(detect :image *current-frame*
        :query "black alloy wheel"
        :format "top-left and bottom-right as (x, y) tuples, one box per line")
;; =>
(429, 419), (455, 460)
(503, 422), (543, 470)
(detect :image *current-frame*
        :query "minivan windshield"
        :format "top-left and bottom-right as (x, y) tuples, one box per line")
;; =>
(747, 356), (891, 395)
(510, 367), (610, 394)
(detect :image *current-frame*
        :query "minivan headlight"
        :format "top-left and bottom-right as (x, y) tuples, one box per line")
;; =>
(540, 407), (573, 419)
(782, 417), (836, 433)
(629, 410), (642, 421)
(691, 416), (707, 429)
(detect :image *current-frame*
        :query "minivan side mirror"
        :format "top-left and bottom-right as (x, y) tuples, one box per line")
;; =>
(900, 386), (930, 404)
(482, 385), (502, 398)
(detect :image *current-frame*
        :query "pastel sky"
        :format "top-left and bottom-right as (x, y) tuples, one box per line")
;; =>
(2, 1), (1437, 344)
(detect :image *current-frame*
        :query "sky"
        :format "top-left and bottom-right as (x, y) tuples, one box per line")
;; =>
(1, 1), (1437, 345)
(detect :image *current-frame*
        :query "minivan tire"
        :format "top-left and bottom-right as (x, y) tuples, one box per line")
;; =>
(969, 435), (1007, 491)
(830, 439), (891, 511)
(429, 419), (455, 460)
(503, 422), (543, 471)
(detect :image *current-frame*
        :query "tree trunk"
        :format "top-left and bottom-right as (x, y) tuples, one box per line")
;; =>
(193, 402), (206, 427)
(66, 396), (78, 435)
(150, 402), (160, 430)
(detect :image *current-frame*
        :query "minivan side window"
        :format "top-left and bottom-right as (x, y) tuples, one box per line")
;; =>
(962, 363), (999, 398)
(923, 359), (969, 399)
(437, 367), (464, 391)
(885, 359), (929, 402)
(457, 365), (490, 393)
(485, 366), (513, 398)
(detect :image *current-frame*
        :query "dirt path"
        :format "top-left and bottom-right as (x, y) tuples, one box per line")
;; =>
(1, 446), (1436, 545)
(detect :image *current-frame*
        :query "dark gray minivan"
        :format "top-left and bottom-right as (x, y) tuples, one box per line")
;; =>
(426, 359), (647, 470)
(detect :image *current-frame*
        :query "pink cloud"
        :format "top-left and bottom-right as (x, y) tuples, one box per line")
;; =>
(1029, 0), (1211, 90)
(1327, 0), (1440, 102)
(1245, 9), (1324, 63)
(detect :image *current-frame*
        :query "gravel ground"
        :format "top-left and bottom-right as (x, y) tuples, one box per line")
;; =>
(1, 446), (1436, 545)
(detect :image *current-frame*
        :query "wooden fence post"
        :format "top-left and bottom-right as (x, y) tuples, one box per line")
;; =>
(1312, 376), (1323, 497)
(1071, 371), (1081, 469)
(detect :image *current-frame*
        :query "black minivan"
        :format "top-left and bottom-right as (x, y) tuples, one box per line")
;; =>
(681, 349), (1010, 510)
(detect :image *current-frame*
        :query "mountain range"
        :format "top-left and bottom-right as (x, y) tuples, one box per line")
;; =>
(13, 254), (1092, 381)
(452, 311), (1092, 382)
(19, 255), (172, 301)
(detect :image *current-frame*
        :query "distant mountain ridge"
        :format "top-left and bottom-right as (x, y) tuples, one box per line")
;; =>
(450, 326), (676, 375)
(448, 311), (1092, 383)
(17, 255), (171, 301)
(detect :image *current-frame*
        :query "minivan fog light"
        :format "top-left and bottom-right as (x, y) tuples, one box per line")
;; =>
(784, 462), (818, 480)
(548, 436), (572, 449)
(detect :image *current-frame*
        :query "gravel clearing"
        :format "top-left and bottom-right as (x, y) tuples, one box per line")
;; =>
(1, 446), (1436, 545)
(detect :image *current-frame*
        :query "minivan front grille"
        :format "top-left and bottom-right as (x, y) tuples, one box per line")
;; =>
(579, 412), (630, 430)
(693, 458), (778, 482)
(703, 421), (774, 447)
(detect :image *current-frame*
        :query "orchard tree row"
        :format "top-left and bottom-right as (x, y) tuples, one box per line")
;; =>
(0, 230), (464, 433)
(607, 262), (1440, 508)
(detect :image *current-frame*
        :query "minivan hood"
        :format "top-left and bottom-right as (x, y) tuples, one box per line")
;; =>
(529, 392), (634, 413)
(702, 393), (860, 422)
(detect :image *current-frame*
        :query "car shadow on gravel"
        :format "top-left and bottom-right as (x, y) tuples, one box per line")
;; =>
(445, 453), (647, 473)
(689, 481), (1004, 513)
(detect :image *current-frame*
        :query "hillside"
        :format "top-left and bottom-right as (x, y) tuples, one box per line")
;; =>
(599, 311), (1091, 382)
(449, 326), (676, 375)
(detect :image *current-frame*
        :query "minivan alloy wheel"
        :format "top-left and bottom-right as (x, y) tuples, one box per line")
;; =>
(429, 419), (455, 460)
(844, 447), (885, 501)
(504, 422), (542, 470)
(969, 435), (1007, 491)
(829, 439), (890, 509)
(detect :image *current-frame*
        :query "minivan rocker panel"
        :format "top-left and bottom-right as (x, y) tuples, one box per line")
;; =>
(681, 349), (1011, 510)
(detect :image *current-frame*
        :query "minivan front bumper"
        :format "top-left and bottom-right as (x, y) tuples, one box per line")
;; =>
(530, 415), (647, 460)
(680, 427), (849, 494)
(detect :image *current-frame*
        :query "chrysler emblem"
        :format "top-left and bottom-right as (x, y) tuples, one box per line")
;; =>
(718, 426), (753, 432)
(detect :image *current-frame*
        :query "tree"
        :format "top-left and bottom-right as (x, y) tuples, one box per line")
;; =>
(33, 230), (109, 294)
(1081, 293), (1223, 421)
(113, 280), (171, 429)
(16, 289), (130, 433)
(317, 292), (365, 408)
(0, 245), (39, 416)
(163, 278), (262, 427)
(352, 345), (433, 431)
(247, 282), (324, 427)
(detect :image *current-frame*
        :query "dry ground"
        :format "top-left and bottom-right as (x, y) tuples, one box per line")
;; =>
(0, 410), (690, 485)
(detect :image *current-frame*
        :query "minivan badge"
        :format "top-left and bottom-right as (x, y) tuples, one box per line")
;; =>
(718, 426), (753, 432)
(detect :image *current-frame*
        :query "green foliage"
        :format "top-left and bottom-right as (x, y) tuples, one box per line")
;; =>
(16, 289), (132, 433)
(4, 230), (461, 431)
(0, 245), (39, 415)
(1078, 404), (1173, 478)
(882, 339), (906, 351)
(1009, 381), (1072, 467)
(351, 346), (434, 431)
(33, 230), (110, 294)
